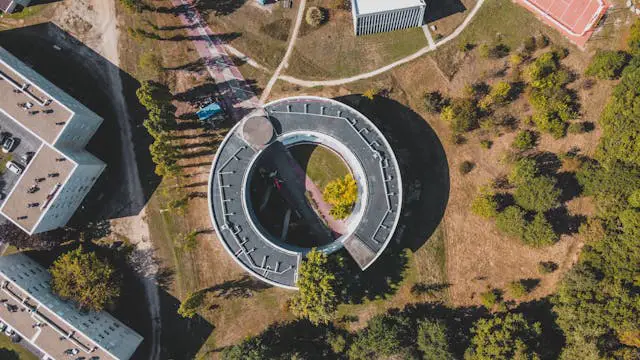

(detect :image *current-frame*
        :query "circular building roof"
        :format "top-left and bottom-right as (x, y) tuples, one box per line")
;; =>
(208, 96), (403, 289)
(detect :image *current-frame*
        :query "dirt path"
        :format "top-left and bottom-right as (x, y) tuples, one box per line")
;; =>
(54, 1), (161, 358)
(260, 0), (307, 102)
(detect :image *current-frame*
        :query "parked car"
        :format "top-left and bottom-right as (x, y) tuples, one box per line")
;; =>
(20, 151), (34, 164)
(2, 137), (15, 153)
(5, 161), (23, 175)
(0, 321), (7, 332)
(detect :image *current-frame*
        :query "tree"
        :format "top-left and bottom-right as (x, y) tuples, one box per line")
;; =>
(512, 130), (537, 151)
(306, 7), (325, 27)
(136, 80), (172, 109)
(459, 160), (475, 174)
(177, 290), (205, 318)
(119, 0), (144, 12)
(417, 319), (455, 360)
(496, 206), (527, 239)
(348, 314), (412, 360)
(480, 289), (501, 309)
(424, 91), (447, 113)
(585, 50), (628, 80)
(222, 336), (270, 360)
(289, 249), (339, 325)
(49, 247), (121, 311)
(514, 176), (560, 212)
(323, 174), (358, 220)
(441, 98), (479, 133)
(138, 52), (163, 79)
(629, 18), (640, 55)
(509, 158), (539, 185)
(508, 280), (529, 298)
(465, 313), (543, 360)
(488, 81), (513, 106)
(523, 213), (558, 247)
(362, 88), (379, 100)
(471, 186), (498, 218)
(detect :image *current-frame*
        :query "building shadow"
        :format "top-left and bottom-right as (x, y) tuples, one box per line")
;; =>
(424, 0), (467, 24)
(336, 95), (450, 252)
(0, 23), (161, 222)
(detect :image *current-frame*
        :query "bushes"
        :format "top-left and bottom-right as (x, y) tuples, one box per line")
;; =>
(567, 122), (586, 134)
(306, 7), (326, 27)
(417, 320), (455, 360)
(323, 175), (358, 220)
(471, 186), (498, 218)
(465, 313), (543, 360)
(178, 290), (205, 318)
(480, 288), (502, 309)
(508, 280), (528, 298)
(424, 91), (447, 113)
(523, 213), (558, 247)
(585, 50), (628, 80)
(441, 98), (479, 133)
(479, 43), (510, 59)
(512, 130), (537, 151)
(514, 176), (560, 212)
(459, 160), (475, 175)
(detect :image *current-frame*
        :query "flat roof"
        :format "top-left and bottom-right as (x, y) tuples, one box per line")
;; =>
(353, 0), (425, 15)
(0, 61), (72, 144)
(0, 144), (75, 232)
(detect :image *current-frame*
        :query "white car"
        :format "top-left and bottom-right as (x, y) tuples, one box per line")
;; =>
(5, 161), (23, 175)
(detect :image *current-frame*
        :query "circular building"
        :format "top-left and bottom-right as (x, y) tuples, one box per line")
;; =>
(208, 96), (403, 289)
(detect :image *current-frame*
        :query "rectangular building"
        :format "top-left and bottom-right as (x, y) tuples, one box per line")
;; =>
(0, 0), (31, 14)
(0, 253), (143, 360)
(0, 47), (106, 234)
(351, 0), (426, 36)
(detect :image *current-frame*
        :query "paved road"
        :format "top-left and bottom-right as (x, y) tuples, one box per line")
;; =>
(170, 0), (260, 119)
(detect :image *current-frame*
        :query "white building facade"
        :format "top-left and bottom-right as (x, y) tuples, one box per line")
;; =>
(351, 0), (426, 35)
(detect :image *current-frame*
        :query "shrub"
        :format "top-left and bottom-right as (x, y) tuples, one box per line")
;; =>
(480, 289), (501, 308)
(523, 213), (559, 247)
(440, 98), (479, 133)
(488, 81), (512, 106)
(459, 160), (475, 175)
(620, 209), (640, 236)
(424, 91), (447, 113)
(305, 7), (325, 27)
(523, 36), (537, 53)
(178, 290), (205, 318)
(510, 53), (524, 67)
(496, 206), (527, 238)
(567, 122), (586, 134)
(629, 190), (640, 208)
(362, 88), (378, 100)
(629, 18), (640, 55)
(119, 0), (143, 12)
(460, 41), (475, 52)
(538, 261), (558, 274)
(585, 50), (628, 80)
(537, 34), (550, 48)
(328, 332), (347, 354)
(508, 280), (528, 298)
(465, 313), (543, 360)
(471, 186), (499, 218)
(514, 176), (560, 212)
(532, 111), (567, 139)
(480, 139), (493, 149)
(512, 130), (537, 151)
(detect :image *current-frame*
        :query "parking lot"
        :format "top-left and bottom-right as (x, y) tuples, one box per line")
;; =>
(0, 111), (42, 204)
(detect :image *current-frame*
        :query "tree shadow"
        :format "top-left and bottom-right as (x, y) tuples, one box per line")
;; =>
(203, 274), (271, 299)
(154, 0), (247, 17)
(0, 23), (161, 223)
(556, 171), (582, 202)
(532, 152), (562, 177)
(546, 206), (586, 236)
(516, 298), (566, 360)
(424, 0), (467, 24)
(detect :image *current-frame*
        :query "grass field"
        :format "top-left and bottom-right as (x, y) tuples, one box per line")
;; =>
(285, 1), (428, 79)
(0, 335), (38, 360)
(290, 144), (350, 190)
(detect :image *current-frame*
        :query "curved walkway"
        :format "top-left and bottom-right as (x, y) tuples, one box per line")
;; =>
(261, 0), (307, 102)
(250, 0), (486, 97)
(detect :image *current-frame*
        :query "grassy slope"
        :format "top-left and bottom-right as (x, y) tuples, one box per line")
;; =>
(291, 144), (350, 190)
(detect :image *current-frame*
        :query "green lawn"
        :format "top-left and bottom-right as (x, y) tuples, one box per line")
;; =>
(290, 144), (350, 190)
(0, 335), (38, 360)
(0, 5), (46, 20)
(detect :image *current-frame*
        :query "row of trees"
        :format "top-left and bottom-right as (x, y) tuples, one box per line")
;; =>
(136, 80), (180, 176)
(550, 25), (640, 358)
(223, 306), (548, 360)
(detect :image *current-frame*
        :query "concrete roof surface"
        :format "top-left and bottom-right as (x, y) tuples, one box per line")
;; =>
(353, 0), (425, 15)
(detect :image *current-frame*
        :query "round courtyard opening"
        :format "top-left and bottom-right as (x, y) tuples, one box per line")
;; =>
(208, 96), (403, 289)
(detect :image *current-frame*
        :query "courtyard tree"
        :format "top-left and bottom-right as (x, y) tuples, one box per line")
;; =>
(289, 249), (339, 325)
(323, 174), (358, 220)
(49, 247), (121, 311)
(465, 313), (543, 360)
